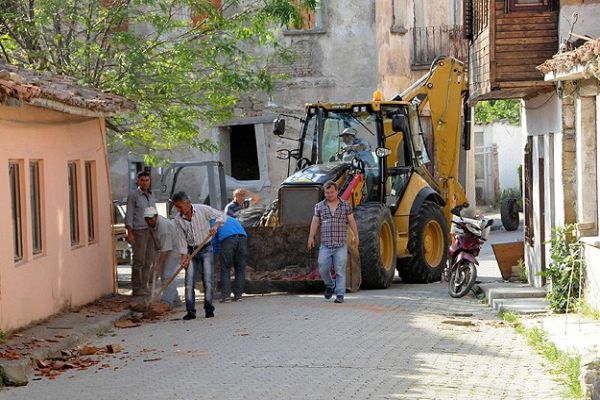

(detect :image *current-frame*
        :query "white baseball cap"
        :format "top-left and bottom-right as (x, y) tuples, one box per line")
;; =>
(143, 206), (158, 218)
(339, 127), (357, 137)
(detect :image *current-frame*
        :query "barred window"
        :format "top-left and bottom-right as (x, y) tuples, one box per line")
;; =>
(68, 161), (80, 246)
(9, 161), (23, 261)
(85, 161), (97, 243)
(30, 161), (43, 254)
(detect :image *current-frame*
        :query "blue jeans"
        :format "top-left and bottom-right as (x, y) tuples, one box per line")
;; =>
(185, 245), (215, 314)
(318, 244), (347, 297)
(220, 235), (247, 299)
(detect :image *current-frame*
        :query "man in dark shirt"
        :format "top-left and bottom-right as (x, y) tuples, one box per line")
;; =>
(307, 181), (359, 303)
(124, 171), (156, 296)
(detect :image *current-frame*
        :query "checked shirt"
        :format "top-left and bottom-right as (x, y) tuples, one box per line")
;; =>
(314, 198), (353, 248)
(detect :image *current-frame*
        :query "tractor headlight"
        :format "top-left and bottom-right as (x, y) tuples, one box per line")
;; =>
(375, 147), (392, 158)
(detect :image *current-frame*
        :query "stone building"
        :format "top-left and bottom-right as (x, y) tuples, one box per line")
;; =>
(110, 0), (467, 206)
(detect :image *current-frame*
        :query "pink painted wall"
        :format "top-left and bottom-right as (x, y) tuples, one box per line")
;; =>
(0, 103), (114, 330)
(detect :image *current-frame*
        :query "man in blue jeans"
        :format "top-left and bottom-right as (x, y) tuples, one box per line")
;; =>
(211, 217), (248, 303)
(307, 181), (359, 303)
(172, 191), (224, 320)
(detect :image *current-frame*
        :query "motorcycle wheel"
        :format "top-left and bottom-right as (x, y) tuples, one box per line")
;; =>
(448, 262), (477, 298)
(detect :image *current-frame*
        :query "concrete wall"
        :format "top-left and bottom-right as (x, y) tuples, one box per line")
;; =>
(375, 0), (460, 98)
(1, 104), (114, 330)
(475, 122), (523, 191)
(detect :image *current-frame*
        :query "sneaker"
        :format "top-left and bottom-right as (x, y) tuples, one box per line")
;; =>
(334, 296), (344, 304)
(324, 286), (334, 300)
(233, 295), (242, 302)
(205, 310), (215, 318)
(182, 311), (196, 320)
(219, 297), (231, 303)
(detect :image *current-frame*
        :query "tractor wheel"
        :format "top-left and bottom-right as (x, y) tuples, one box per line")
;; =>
(500, 198), (520, 231)
(354, 203), (397, 289)
(397, 200), (448, 283)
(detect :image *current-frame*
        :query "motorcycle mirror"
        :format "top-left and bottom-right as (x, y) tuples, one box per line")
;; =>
(273, 118), (286, 136)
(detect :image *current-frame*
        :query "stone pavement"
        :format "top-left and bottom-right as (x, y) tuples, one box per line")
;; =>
(0, 279), (567, 400)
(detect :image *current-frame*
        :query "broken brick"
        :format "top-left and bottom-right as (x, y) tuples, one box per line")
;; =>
(106, 344), (123, 354)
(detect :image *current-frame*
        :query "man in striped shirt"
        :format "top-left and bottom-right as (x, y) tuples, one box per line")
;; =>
(172, 192), (224, 320)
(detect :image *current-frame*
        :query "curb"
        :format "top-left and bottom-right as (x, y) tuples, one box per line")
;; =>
(0, 309), (131, 387)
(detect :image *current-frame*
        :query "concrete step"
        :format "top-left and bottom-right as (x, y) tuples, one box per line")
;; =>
(492, 298), (550, 315)
(478, 282), (546, 306)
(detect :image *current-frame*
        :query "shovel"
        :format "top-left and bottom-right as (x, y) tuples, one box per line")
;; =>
(132, 234), (213, 314)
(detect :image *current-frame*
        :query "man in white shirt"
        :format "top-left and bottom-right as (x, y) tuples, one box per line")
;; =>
(144, 207), (180, 307)
(172, 191), (224, 320)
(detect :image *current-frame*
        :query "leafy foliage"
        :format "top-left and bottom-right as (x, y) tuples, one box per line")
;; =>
(0, 0), (316, 161)
(541, 224), (585, 313)
(474, 100), (521, 125)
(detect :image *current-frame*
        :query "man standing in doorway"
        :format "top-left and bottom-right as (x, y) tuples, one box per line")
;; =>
(172, 191), (224, 320)
(225, 188), (260, 217)
(144, 206), (181, 308)
(307, 181), (359, 303)
(125, 171), (156, 296)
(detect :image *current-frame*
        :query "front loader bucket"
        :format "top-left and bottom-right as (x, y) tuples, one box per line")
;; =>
(244, 226), (361, 294)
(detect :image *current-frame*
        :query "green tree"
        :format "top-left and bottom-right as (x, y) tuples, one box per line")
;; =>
(474, 99), (521, 125)
(0, 0), (316, 161)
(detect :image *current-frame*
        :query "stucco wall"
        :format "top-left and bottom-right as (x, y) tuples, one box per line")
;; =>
(0, 104), (114, 330)
(559, 2), (600, 44)
(475, 122), (523, 191)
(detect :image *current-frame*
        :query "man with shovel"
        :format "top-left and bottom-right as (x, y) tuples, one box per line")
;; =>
(172, 192), (225, 320)
(144, 207), (181, 308)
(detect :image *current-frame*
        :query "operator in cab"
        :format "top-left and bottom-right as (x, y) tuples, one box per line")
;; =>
(339, 127), (375, 167)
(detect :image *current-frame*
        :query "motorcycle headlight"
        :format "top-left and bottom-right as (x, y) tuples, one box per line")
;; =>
(465, 224), (482, 237)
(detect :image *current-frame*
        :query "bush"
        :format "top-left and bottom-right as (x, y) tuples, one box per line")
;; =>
(541, 225), (585, 313)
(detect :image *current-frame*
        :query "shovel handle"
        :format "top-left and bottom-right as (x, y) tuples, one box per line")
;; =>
(147, 234), (213, 305)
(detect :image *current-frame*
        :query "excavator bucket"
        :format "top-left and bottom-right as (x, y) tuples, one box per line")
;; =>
(244, 226), (361, 294)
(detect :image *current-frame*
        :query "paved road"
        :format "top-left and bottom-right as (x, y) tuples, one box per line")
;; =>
(4, 224), (565, 399)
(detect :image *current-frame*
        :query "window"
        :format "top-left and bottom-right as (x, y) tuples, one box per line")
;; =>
(192, 0), (221, 26)
(288, 0), (322, 30)
(30, 161), (43, 254)
(230, 124), (260, 180)
(507, 0), (558, 13)
(85, 161), (97, 243)
(68, 161), (80, 246)
(9, 161), (23, 262)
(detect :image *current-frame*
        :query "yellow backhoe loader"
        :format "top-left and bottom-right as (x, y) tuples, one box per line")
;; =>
(242, 56), (470, 292)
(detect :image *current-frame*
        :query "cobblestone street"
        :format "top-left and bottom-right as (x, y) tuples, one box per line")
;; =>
(0, 260), (566, 400)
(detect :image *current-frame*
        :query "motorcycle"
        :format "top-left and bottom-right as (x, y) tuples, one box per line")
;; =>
(445, 208), (494, 298)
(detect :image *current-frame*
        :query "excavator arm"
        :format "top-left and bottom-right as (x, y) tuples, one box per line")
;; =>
(393, 56), (470, 224)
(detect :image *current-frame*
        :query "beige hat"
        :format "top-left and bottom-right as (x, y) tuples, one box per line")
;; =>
(143, 206), (158, 218)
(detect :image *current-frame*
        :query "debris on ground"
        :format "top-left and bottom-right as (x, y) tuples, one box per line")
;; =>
(30, 341), (132, 381)
(441, 320), (478, 327)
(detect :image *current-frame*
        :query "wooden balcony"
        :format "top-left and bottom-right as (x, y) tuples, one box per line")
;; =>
(412, 25), (469, 69)
(468, 0), (558, 101)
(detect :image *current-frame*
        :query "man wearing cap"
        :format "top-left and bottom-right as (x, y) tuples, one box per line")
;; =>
(339, 127), (375, 167)
(124, 171), (156, 296)
(172, 191), (225, 320)
(144, 207), (181, 308)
